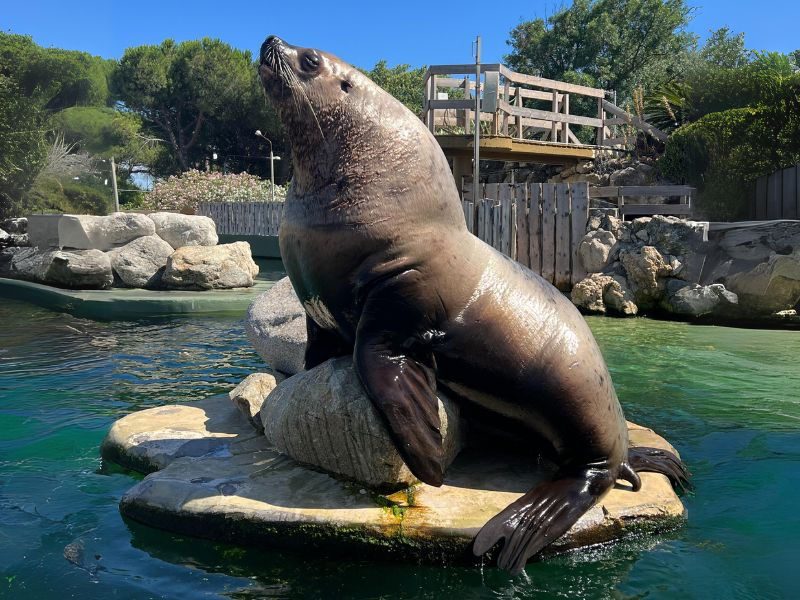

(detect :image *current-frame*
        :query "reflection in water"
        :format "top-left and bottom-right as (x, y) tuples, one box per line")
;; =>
(1, 300), (799, 599)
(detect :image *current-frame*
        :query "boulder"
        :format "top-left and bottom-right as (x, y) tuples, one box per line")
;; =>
(148, 212), (218, 249)
(1, 217), (27, 234)
(609, 163), (654, 187)
(58, 213), (156, 251)
(7, 247), (57, 281)
(0, 247), (24, 277)
(620, 246), (673, 308)
(725, 251), (800, 314)
(27, 214), (61, 248)
(261, 357), (462, 489)
(571, 273), (637, 316)
(663, 281), (738, 317)
(645, 216), (708, 257)
(0, 228), (9, 249)
(107, 235), (174, 288)
(228, 372), (280, 433)
(246, 277), (306, 375)
(162, 242), (258, 290)
(44, 249), (114, 289)
(10, 233), (29, 247)
(578, 230), (617, 273)
(717, 221), (800, 262)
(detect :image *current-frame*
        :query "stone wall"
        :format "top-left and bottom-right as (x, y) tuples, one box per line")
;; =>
(571, 213), (800, 322)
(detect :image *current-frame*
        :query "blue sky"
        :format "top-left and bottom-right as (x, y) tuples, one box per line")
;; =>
(3, 1), (799, 69)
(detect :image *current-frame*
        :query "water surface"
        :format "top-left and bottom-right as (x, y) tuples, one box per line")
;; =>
(1, 303), (798, 599)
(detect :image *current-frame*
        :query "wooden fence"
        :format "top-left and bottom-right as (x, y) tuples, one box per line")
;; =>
(196, 201), (284, 236)
(422, 63), (668, 147)
(590, 185), (694, 218)
(752, 164), (800, 220)
(462, 182), (589, 290)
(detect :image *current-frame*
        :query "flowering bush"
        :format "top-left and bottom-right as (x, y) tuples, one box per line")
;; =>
(143, 170), (287, 213)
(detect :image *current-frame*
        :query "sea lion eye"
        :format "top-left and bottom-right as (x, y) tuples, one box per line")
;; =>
(302, 53), (320, 72)
(341, 80), (352, 93)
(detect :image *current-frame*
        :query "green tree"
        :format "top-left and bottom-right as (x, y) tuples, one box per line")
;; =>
(506, 0), (694, 99)
(699, 27), (750, 68)
(113, 38), (280, 176)
(365, 61), (427, 116)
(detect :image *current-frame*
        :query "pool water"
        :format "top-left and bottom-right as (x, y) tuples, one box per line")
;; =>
(1, 300), (799, 598)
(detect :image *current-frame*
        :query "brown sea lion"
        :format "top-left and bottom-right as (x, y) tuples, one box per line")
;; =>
(258, 35), (688, 574)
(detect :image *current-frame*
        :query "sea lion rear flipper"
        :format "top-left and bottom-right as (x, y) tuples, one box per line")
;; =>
(628, 446), (691, 491)
(354, 274), (444, 487)
(473, 469), (614, 575)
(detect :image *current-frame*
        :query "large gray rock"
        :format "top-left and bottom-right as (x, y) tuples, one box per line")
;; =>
(107, 235), (174, 288)
(645, 215), (708, 256)
(58, 213), (156, 251)
(261, 357), (463, 489)
(663, 281), (738, 317)
(44, 249), (114, 289)
(0, 228), (9, 248)
(578, 230), (617, 273)
(162, 242), (258, 290)
(1, 217), (27, 234)
(717, 221), (800, 262)
(620, 246), (674, 308)
(148, 212), (218, 249)
(246, 277), (307, 375)
(27, 214), (61, 248)
(7, 247), (57, 281)
(228, 372), (281, 433)
(609, 163), (654, 187)
(725, 251), (800, 314)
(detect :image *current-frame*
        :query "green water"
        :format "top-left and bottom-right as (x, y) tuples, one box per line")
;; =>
(1, 302), (799, 599)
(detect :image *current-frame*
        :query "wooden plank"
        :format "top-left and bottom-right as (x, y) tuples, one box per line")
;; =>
(561, 94), (570, 143)
(515, 185), (530, 268)
(767, 171), (782, 219)
(570, 183), (589, 286)
(540, 183), (556, 284)
(782, 166), (797, 220)
(492, 202), (502, 250)
(550, 91), (559, 141)
(499, 185), (512, 256)
(425, 63), (504, 77)
(601, 100), (668, 142)
(596, 98), (605, 146)
(529, 183), (542, 275)
(499, 100), (603, 128)
(620, 204), (693, 216)
(428, 99), (475, 110)
(515, 91), (523, 139)
(755, 176), (768, 220)
(554, 184), (571, 290)
(498, 65), (605, 98)
(591, 185), (695, 198)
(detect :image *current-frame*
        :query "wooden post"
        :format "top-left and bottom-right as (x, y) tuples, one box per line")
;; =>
(550, 91), (559, 142)
(499, 184), (512, 256)
(515, 184), (529, 267)
(561, 94), (570, 143)
(570, 183), (589, 286)
(529, 183), (542, 275)
(554, 184), (571, 289)
(596, 97), (605, 146)
(502, 80), (510, 136)
(464, 77), (471, 135)
(541, 183), (556, 283)
(515, 89), (523, 139)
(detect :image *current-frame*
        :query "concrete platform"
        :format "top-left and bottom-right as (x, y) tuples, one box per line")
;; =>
(0, 276), (275, 319)
(102, 395), (686, 566)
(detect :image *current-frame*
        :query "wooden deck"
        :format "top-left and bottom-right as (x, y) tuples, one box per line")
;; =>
(423, 63), (667, 168)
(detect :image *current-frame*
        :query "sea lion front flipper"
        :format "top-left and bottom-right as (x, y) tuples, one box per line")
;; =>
(304, 315), (352, 370)
(354, 274), (444, 487)
(473, 468), (615, 575)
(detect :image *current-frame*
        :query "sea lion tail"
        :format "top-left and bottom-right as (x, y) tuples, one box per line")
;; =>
(627, 446), (691, 491)
(473, 468), (615, 575)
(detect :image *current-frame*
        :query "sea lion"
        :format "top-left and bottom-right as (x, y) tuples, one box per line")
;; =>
(258, 36), (688, 574)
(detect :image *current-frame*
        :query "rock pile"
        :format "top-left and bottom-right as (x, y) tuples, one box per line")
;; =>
(1, 212), (258, 291)
(571, 213), (800, 319)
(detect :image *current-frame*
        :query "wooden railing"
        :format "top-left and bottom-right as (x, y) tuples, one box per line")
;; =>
(197, 201), (284, 236)
(461, 181), (590, 290)
(422, 64), (667, 147)
(590, 186), (694, 218)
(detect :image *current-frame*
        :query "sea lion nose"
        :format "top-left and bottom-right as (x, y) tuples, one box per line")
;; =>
(260, 36), (283, 64)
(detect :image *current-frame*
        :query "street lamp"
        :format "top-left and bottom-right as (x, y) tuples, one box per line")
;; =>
(255, 130), (282, 202)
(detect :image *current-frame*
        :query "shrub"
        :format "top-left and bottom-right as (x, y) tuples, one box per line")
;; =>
(143, 170), (287, 213)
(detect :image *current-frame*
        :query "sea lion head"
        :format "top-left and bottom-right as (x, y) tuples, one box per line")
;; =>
(258, 36), (462, 224)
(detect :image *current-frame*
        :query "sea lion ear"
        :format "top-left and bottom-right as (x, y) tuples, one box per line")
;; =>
(353, 273), (444, 487)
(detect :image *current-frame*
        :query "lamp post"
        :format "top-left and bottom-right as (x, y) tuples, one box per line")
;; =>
(255, 130), (281, 202)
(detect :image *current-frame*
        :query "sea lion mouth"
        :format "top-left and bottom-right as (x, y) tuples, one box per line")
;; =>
(259, 36), (287, 82)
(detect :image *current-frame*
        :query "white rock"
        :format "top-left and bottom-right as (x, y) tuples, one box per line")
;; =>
(725, 250), (800, 314)
(246, 277), (307, 375)
(148, 212), (218, 249)
(578, 230), (617, 273)
(664, 282), (738, 316)
(228, 372), (280, 432)
(108, 235), (174, 288)
(261, 357), (462, 489)
(58, 213), (156, 251)
(161, 242), (258, 290)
